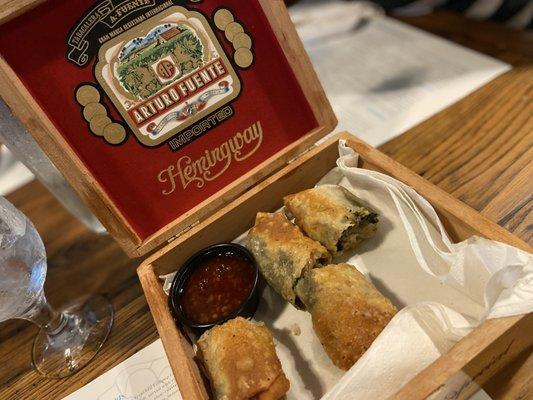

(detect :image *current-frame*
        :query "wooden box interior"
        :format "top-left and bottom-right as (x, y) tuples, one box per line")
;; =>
(138, 132), (532, 400)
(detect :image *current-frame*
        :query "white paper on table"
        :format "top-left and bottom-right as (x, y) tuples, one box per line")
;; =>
(63, 340), (182, 400)
(289, 0), (511, 146)
(160, 140), (532, 400)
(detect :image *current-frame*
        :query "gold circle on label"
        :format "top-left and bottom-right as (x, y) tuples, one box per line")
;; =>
(234, 48), (254, 68)
(225, 22), (244, 42)
(103, 123), (127, 145)
(89, 115), (112, 136)
(232, 32), (252, 50)
(214, 9), (234, 31)
(76, 85), (100, 106)
(83, 103), (107, 121)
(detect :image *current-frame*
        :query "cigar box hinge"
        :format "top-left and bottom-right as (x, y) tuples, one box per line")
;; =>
(167, 220), (200, 244)
(287, 143), (318, 165)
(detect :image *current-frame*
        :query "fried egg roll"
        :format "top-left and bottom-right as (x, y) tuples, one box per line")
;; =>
(284, 185), (378, 256)
(246, 212), (331, 307)
(197, 317), (290, 400)
(295, 264), (397, 370)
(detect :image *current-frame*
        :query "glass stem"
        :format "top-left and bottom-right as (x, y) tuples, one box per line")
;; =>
(21, 292), (66, 336)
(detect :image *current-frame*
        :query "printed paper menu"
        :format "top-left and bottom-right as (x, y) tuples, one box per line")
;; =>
(63, 340), (182, 400)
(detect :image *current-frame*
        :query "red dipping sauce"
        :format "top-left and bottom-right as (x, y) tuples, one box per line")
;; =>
(181, 251), (255, 325)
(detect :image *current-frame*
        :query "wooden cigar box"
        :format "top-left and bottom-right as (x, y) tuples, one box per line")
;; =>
(0, 1), (530, 399)
(137, 132), (532, 399)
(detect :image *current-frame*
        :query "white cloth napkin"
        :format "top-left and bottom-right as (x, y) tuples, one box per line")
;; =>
(162, 141), (532, 399)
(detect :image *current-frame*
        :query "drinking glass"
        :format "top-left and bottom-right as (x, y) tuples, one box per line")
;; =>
(0, 196), (113, 378)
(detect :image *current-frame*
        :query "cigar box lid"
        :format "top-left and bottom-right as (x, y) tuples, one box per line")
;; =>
(0, 0), (337, 257)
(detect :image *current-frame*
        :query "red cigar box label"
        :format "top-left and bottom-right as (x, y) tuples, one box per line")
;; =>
(0, 1), (318, 240)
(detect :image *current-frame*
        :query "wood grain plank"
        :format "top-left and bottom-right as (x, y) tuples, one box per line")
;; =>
(0, 0), (45, 26)
(483, 348), (533, 400)
(482, 160), (533, 244)
(138, 265), (209, 400)
(379, 67), (533, 246)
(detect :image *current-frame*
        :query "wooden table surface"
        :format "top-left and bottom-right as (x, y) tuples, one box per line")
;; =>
(0, 10), (531, 400)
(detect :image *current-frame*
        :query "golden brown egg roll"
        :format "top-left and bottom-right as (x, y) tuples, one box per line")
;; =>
(246, 212), (331, 307)
(197, 317), (290, 400)
(284, 185), (378, 256)
(295, 264), (397, 370)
